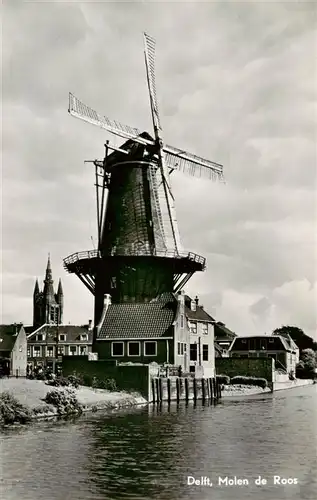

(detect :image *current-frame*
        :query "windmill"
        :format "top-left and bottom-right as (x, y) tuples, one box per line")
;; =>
(63, 33), (224, 326)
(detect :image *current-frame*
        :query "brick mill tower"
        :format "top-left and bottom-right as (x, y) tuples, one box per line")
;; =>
(63, 33), (224, 327)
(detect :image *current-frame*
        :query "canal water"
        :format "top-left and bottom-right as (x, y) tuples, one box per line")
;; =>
(1, 385), (316, 500)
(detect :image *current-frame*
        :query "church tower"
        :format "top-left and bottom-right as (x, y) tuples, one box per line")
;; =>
(33, 255), (64, 328)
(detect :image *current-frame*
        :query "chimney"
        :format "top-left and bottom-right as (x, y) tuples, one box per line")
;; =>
(177, 290), (185, 305)
(104, 294), (112, 309)
(88, 319), (92, 331)
(195, 296), (199, 306)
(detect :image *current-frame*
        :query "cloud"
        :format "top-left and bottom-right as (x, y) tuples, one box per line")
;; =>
(1, 1), (316, 341)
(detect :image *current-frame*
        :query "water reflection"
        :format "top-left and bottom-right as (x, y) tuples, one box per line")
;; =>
(1, 385), (316, 500)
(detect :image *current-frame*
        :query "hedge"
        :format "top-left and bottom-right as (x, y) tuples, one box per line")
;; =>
(230, 376), (268, 389)
(216, 375), (230, 385)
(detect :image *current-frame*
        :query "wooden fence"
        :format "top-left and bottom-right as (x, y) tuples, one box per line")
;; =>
(150, 377), (221, 403)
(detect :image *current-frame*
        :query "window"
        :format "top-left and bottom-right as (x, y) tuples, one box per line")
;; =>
(269, 338), (274, 343)
(184, 344), (187, 353)
(180, 343), (184, 355)
(144, 341), (157, 356)
(189, 322), (197, 334)
(33, 346), (41, 357)
(69, 345), (77, 356)
(46, 346), (54, 357)
(80, 334), (88, 341)
(128, 342), (140, 356)
(111, 342), (124, 356)
(177, 342), (181, 355)
(27, 346), (31, 357)
(80, 345), (87, 355)
(241, 339), (247, 344)
(202, 324), (208, 335)
(50, 307), (58, 323)
(180, 314), (184, 329)
(59, 334), (66, 342)
(37, 334), (43, 342)
(190, 365), (195, 373)
(58, 346), (65, 355)
(190, 343), (197, 361)
(203, 344), (208, 361)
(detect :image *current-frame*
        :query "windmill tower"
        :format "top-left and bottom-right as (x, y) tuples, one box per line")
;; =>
(63, 33), (224, 326)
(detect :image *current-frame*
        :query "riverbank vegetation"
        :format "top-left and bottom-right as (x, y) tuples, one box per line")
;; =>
(0, 377), (146, 429)
(0, 392), (32, 426)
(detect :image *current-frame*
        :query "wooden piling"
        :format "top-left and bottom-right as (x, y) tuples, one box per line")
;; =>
(209, 377), (214, 401)
(155, 378), (160, 403)
(212, 378), (217, 401)
(206, 378), (210, 401)
(167, 378), (171, 403)
(151, 378), (155, 403)
(193, 378), (197, 402)
(185, 377), (189, 402)
(176, 377), (180, 402)
(201, 378), (206, 403)
(159, 377), (163, 402)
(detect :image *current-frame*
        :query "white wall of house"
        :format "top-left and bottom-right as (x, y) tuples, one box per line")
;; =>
(174, 291), (190, 371)
(11, 327), (27, 376)
(189, 321), (215, 378)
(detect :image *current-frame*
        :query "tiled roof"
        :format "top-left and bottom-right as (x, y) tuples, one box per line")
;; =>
(97, 294), (177, 339)
(214, 322), (237, 340)
(27, 324), (93, 343)
(0, 324), (22, 351)
(184, 295), (215, 322)
(230, 335), (293, 352)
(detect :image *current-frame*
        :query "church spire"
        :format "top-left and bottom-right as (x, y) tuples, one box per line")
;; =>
(57, 278), (63, 296)
(33, 278), (39, 296)
(43, 253), (54, 299)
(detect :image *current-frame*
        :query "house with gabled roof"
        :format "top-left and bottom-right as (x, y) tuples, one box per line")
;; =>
(184, 295), (216, 377)
(27, 323), (93, 370)
(214, 321), (237, 356)
(94, 291), (190, 371)
(0, 324), (27, 376)
(229, 334), (299, 376)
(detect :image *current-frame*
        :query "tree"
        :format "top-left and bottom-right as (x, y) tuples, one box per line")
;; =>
(272, 325), (317, 352)
(296, 348), (317, 379)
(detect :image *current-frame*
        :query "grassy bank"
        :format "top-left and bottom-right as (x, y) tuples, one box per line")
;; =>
(0, 378), (147, 427)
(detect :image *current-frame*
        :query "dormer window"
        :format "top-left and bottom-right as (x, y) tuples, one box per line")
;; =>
(59, 334), (66, 342)
(81, 334), (88, 341)
(202, 324), (208, 335)
(37, 334), (44, 342)
(190, 300), (196, 312)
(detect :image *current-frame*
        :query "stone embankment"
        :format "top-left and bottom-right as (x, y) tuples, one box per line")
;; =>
(0, 378), (147, 422)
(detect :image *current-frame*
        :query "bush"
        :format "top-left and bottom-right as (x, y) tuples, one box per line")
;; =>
(0, 392), (32, 426)
(91, 377), (117, 392)
(46, 375), (81, 389)
(44, 389), (82, 416)
(216, 375), (230, 385)
(230, 376), (268, 389)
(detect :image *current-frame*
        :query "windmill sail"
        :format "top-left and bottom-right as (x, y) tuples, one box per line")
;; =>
(68, 93), (153, 147)
(143, 32), (162, 133)
(69, 93), (224, 181)
(143, 32), (183, 254)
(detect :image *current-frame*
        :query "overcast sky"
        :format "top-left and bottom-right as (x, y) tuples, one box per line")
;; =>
(2, 0), (316, 339)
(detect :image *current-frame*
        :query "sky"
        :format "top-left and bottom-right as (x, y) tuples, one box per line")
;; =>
(2, 0), (317, 339)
